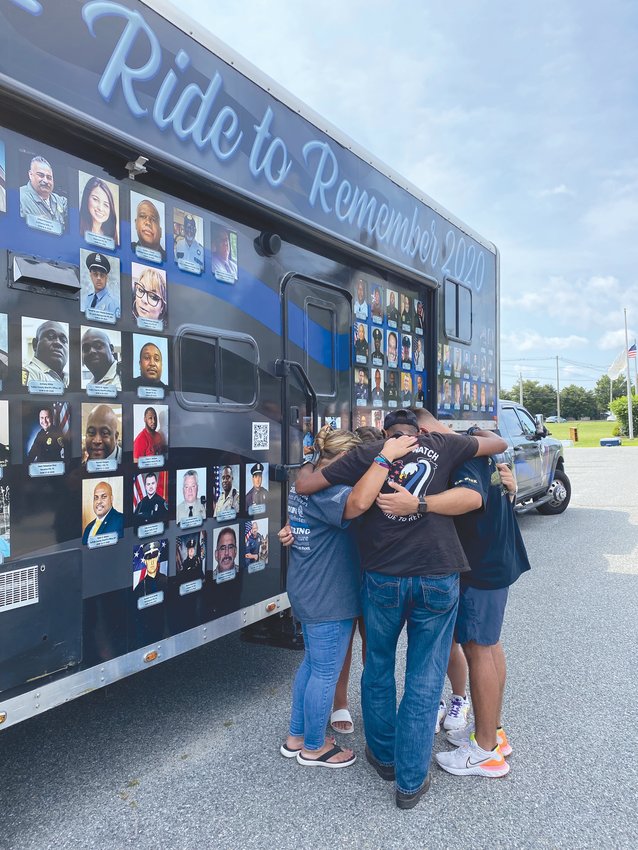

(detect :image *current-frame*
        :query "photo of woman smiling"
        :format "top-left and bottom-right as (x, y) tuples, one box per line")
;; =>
(79, 173), (119, 250)
(131, 264), (167, 330)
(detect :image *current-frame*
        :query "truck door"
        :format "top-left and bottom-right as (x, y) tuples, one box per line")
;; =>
(280, 274), (352, 468)
(500, 404), (542, 494)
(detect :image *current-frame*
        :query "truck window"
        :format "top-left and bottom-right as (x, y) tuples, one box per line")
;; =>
(305, 300), (336, 397)
(444, 278), (472, 343)
(515, 407), (537, 436)
(500, 406), (524, 437)
(177, 330), (257, 408)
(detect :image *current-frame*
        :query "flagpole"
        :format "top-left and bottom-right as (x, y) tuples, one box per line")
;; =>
(624, 309), (634, 439)
(634, 338), (638, 396)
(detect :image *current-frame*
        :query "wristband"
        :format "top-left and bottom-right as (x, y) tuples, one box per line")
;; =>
(466, 426), (481, 437)
(376, 453), (392, 466)
(373, 455), (391, 469)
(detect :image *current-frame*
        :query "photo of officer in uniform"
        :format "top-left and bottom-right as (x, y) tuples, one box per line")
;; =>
(132, 336), (169, 391)
(80, 251), (121, 319)
(22, 318), (69, 388)
(413, 337), (425, 371)
(371, 327), (384, 366)
(245, 462), (268, 515)
(19, 154), (67, 234)
(415, 299), (425, 335)
(133, 404), (168, 463)
(176, 532), (206, 582)
(213, 464), (240, 519)
(401, 334), (412, 369)
(134, 471), (169, 524)
(401, 293), (412, 330)
(385, 370), (399, 406)
(130, 193), (166, 262)
(415, 374), (426, 406)
(213, 525), (239, 582)
(401, 372), (413, 406)
(354, 322), (369, 363)
(82, 478), (124, 545)
(370, 368), (384, 406)
(370, 285), (383, 323)
(244, 519), (268, 573)
(353, 277), (368, 320)
(82, 403), (122, 468)
(176, 468), (207, 523)
(80, 327), (122, 390)
(174, 210), (204, 273)
(133, 539), (168, 597)
(387, 331), (399, 369)
(24, 403), (68, 464)
(355, 368), (369, 406)
(211, 223), (238, 282)
(386, 289), (399, 326)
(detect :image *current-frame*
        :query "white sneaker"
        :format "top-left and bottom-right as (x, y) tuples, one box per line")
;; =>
(443, 694), (470, 731)
(435, 700), (447, 733)
(435, 734), (510, 778)
(447, 721), (512, 757)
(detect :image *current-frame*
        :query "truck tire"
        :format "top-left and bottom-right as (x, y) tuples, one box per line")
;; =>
(536, 469), (571, 515)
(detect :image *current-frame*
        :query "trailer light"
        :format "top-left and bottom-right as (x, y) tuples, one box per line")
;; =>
(0, 711), (7, 725)
(254, 231), (281, 257)
(265, 602), (277, 613)
(143, 650), (159, 663)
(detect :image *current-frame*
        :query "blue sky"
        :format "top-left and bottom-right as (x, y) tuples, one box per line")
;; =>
(179, 0), (638, 392)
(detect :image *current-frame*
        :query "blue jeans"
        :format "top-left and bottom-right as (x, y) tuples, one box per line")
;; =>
(361, 571), (459, 794)
(289, 618), (354, 750)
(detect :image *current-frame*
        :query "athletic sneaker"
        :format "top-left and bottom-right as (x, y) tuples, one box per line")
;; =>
(443, 694), (470, 731)
(435, 733), (510, 777)
(446, 721), (512, 757)
(435, 700), (447, 733)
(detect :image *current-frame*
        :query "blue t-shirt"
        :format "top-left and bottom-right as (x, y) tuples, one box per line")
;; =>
(451, 457), (531, 589)
(286, 483), (361, 624)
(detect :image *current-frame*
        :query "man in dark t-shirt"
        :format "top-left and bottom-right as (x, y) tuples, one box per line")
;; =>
(376, 409), (530, 780)
(295, 409), (507, 808)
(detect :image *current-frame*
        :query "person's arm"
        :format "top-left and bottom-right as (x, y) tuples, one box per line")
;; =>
(375, 481), (481, 516)
(343, 435), (418, 519)
(294, 463), (330, 495)
(469, 427), (507, 457)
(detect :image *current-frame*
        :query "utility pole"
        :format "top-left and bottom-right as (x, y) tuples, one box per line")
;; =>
(556, 356), (561, 419)
(519, 371), (523, 405)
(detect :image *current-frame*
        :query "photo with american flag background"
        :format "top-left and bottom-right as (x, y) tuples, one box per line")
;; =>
(133, 538), (169, 590)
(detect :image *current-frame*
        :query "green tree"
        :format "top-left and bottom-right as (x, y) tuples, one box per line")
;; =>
(593, 375), (627, 414)
(502, 380), (557, 416)
(610, 394), (638, 435)
(560, 384), (598, 419)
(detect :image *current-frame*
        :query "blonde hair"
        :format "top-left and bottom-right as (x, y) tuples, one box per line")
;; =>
(314, 425), (362, 460)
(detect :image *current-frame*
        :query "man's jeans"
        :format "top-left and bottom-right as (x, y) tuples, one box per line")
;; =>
(289, 618), (354, 750)
(361, 571), (459, 794)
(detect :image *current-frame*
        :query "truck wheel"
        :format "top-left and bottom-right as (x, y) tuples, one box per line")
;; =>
(537, 469), (571, 515)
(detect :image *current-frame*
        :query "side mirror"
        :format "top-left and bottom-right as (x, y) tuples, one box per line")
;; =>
(534, 414), (548, 437)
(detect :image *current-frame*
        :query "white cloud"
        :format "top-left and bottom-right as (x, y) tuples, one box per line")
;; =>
(537, 184), (574, 197)
(502, 331), (588, 352)
(598, 329), (637, 350)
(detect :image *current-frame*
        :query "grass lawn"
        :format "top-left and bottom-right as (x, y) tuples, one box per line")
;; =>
(546, 420), (638, 447)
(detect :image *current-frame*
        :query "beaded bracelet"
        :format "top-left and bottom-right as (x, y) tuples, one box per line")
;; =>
(376, 453), (392, 466)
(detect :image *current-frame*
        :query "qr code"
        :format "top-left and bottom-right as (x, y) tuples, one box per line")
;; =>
(252, 422), (270, 451)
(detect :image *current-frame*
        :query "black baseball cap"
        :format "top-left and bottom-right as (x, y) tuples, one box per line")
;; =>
(383, 410), (418, 431)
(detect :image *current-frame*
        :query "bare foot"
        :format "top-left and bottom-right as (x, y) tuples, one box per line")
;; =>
(300, 742), (354, 764)
(331, 707), (354, 733)
(285, 733), (334, 752)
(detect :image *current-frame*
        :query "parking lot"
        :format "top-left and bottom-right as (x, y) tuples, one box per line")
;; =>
(1, 448), (637, 850)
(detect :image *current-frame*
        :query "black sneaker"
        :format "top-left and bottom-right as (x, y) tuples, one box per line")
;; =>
(365, 745), (395, 781)
(396, 774), (431, 810)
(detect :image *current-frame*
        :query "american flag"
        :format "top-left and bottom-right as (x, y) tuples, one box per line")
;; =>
(628, 343), (637, 359)
(132, 538), (168, 589)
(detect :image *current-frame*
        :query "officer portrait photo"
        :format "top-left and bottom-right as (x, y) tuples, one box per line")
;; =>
(213, 524), (239, 583)
(130, 192), (166, 263)
(80, 326), (122, 391)
(370, 284), (383, 323)
(81, 477), (124, 546)
(81, 402), (122, 469)
(370, 368), (385, 407)
(355, 368), (369, 406)
(19, 151), (67, 235)
(174, 209), (204, 274)
(133, 539), (169, 598)
(132, 335), (169, 391)
(370, 327), (385, 366)
(134, 470), (169, 525)
(401, 371), (413, 406)
(244, 518), (268, 573)
(211, 222), (238, 283)
(385, 369), (399, 406)
(0, 140), (6, 214)
(0, 311), (7, 389)
(401, 333), (412, 369)
(132, 263), (167, 330)
(245, 462), (268, 515)
(386, 288), (399, 327)
(414, 299), (425, 335)
(22, 317), (69, 389)
(176, 531), (206, 583)
(387, 330), (399, 369)
(353, 276), (368, 320)
(78, 172), (120, 250)
(23, 402), (69, 469)
(400, 292), (412, 330)
(80, 250), (121, 320)
(133, 404), (168, 464)
(354, 321), (369, 364)
(213, 464), (240, 519)
(176, 467), (207, 524)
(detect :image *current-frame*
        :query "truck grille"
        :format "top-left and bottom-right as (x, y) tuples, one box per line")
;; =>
(0, 565), (39, 612)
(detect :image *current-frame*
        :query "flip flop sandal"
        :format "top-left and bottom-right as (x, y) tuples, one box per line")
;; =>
(330, 709), (354, 734)
(280, 735), (336, 758)
(296, 745), (357, 769)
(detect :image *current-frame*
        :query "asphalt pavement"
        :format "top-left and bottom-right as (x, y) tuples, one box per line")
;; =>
(1, 447), (637, 850)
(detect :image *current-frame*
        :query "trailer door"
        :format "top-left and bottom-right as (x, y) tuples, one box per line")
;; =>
(280, 275), (352, 467)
